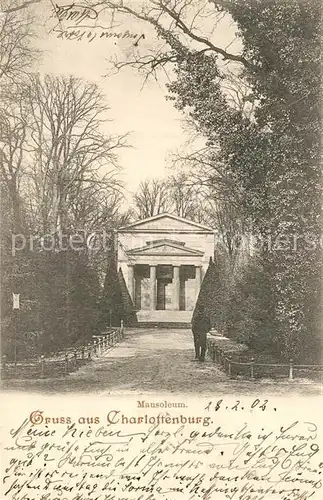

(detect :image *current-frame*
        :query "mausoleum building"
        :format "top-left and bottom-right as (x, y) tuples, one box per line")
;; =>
(117, 213), (215, 323)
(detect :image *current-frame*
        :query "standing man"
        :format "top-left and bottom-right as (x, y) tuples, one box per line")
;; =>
(191, 304), (211, 361)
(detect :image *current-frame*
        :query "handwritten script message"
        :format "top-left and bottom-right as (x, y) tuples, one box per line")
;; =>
(2, 407), (322, 500)
(50, 4), (143, 44)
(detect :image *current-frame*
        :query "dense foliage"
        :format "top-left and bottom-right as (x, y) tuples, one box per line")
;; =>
(0, 10), (130, 359)
(99, 251), (137, 328)
(1, 246), (102, 358)
(185, 0), (322, 362)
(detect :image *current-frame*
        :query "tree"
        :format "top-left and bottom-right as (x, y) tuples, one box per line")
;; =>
(167, 172), (206, 223)
(118, 267), (137, 325)
(0, 64), (127, 240)
(0, 0), (38, 83)
(102, 0), (250, 79)
(132, 172), (212, 223)
(192, 257), (214, 331)
(222, 0), (322, 361)
(0, 92), (29, 232)
(0, 1), (41, 360)
(22, 73), (127, 234)
(133, 179), (172, 219)
(2, 0), (42, 13)
(0, 0), (40, 231)
(35, 249), (102, 353)
(100, 248), (124, 327)
(0, 2), (135, 358)
(225, 256), (279, 354)
(1, 73), (131, 357)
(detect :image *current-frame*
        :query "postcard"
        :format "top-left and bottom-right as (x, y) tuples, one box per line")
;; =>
(1, 0), (322, 499)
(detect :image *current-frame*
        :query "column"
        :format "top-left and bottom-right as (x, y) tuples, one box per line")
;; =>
(128, 265), (134, 302)
(173, 265), (180, 310)
(195, 266), (202, 300)
(150, 265), (157, 310)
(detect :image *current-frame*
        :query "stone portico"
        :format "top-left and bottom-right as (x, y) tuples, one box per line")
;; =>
(117, 213), (215, 323)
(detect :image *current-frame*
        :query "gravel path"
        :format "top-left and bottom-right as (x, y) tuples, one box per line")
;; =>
(2, 328), (322, 396)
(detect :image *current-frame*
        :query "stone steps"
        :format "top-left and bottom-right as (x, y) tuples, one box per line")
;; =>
(133, 322), (192, 329)
(137, 310), (192, 323)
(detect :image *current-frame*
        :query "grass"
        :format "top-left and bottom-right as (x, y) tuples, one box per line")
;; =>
(207, 333), (322, 382)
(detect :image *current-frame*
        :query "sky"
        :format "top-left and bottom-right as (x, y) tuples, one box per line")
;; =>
(32, 0), (240, 201)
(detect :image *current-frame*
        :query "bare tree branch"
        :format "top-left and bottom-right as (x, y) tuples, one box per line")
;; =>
(155, 0), (250, 67)
(18, 74), (128, 234)
(0, 3), (39, 84)
(2, 0), (42, 13)
(0, 90), (30, 231)
(101, 0), (251, 77)
(133, 179), (172, 219)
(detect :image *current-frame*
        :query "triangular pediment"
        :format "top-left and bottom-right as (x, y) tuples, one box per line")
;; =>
(127, 239), (204, 257)
(119, 213), (214, 232)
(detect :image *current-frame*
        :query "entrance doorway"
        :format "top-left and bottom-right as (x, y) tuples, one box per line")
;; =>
(156, 278), (172, 310)
(156, 265), (173, 310)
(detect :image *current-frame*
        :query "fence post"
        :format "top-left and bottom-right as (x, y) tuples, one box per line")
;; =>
(250, 358), (255, 380)
(73, 349), (77, 367)
(87, 343), (92, 360)
(65, 353), (69, 374)
(120, 320), (124, 337)
(40, 354), (45, 376)
(220, 349), (224, 368)
(212, 344), (216, 362)
(228, 356), (232, 378)
(93, 339), (97, 355)
(81, 347), (85, 360)
(289, 359), (294, 380)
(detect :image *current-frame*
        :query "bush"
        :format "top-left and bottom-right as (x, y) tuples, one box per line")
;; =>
(118, 268), (137, 326)
(198, 254), (285, 360)
(225, 258), (279, 354)
(1, 248), (102, 359)
(99, 259), (137, 328)
(192, 257), (214, 333)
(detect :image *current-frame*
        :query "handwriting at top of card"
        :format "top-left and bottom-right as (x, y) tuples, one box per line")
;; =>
(49, 3), (144, 44)
(2, 400), (322, 500)
(54, 4), (99, 25)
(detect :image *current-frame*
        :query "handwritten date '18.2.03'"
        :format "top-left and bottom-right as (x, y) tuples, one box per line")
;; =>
(204, 399), (276, 412)
(2, 410), (322, 500)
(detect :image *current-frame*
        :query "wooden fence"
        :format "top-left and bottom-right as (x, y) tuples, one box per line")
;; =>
(1, 323), (125, 380)
(207, 338), (323, 381)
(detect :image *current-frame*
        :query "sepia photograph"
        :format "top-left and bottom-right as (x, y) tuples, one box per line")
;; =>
(1, 0), (322, 397)
(1, 0), (323, 498)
